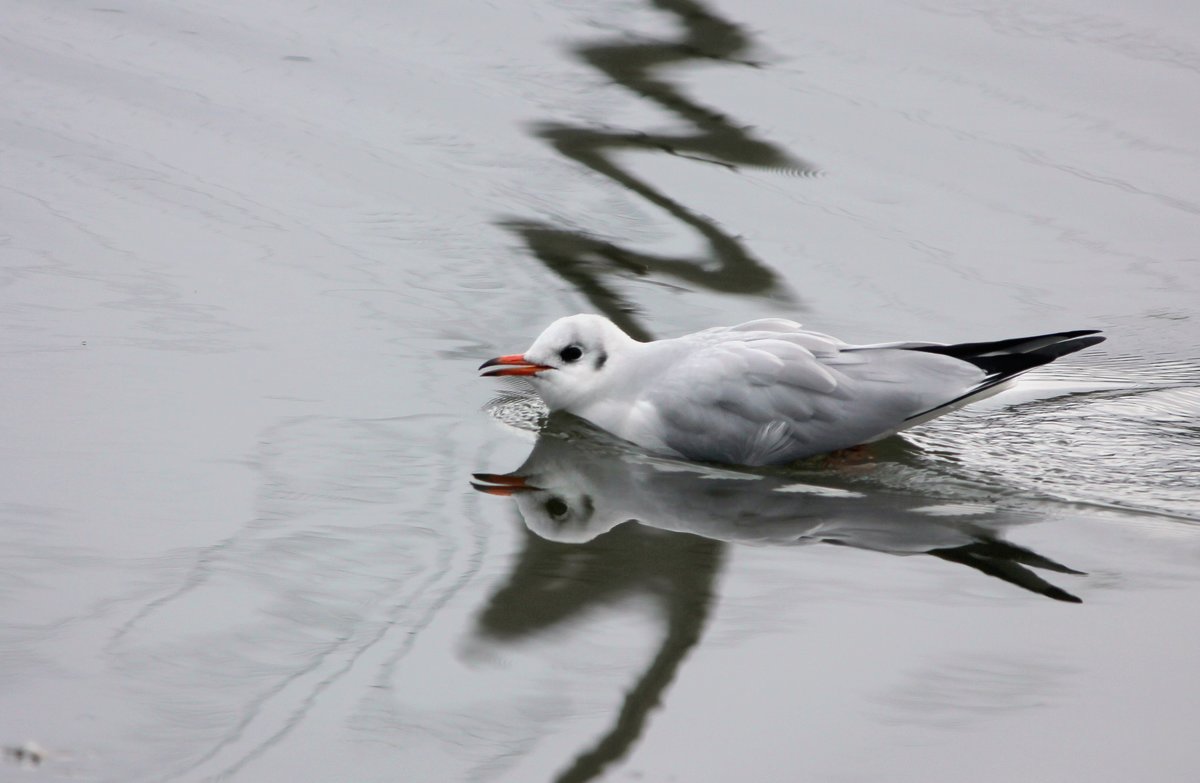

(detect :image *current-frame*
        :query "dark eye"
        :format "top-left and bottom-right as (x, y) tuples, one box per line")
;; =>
(559, 345), (583, 363)
(545, 497), (569, 519)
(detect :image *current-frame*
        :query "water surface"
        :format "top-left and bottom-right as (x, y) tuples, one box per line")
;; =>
(2, 0), (1199, 781)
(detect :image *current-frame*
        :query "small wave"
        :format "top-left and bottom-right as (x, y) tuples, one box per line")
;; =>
(759, 164), (825, 179)
(483, 387), (547, 434)
(903, 378), (1200, 523)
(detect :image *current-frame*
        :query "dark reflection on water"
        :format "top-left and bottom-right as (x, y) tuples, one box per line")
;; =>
(471, 414), (1084, 781)
(475, 522), (721, 783)
(483, 1), (818, 777)
(501, 0), (817, 338)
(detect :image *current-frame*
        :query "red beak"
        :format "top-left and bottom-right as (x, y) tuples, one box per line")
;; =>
(478, 354), (551, 377)
(471, 473), (539, 496)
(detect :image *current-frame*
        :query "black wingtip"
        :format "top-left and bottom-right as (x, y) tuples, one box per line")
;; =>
(909, 329), (1106, 376)
(1041, 332), (1106, 358)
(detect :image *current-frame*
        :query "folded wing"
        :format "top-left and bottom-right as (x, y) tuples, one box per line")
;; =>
(643, 321), (1103, 465)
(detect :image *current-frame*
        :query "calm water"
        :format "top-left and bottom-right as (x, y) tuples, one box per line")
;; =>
(3, 0), (1199, 781)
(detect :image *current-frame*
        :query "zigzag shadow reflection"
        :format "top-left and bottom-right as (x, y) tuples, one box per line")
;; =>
(502, 0), (817, 336)
(470, 416), (1083, 782)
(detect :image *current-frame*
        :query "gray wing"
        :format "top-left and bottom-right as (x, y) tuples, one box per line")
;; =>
(642, 320), (984, 465)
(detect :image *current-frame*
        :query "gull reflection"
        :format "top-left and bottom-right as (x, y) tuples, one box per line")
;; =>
(475, 415), (1084, 603)
(470, 416), (1083, 782)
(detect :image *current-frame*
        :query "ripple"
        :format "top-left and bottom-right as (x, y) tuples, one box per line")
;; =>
(904, 371), (1200, 521)
(483, 386), (547, 434)
(760, 164), (826, 179)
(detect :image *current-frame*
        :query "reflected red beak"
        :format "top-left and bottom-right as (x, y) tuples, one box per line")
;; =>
(470, 473), (539, 496)
(478, 354), (551, 377)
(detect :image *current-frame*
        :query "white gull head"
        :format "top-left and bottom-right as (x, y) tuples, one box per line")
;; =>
(479, 314), (639, 412)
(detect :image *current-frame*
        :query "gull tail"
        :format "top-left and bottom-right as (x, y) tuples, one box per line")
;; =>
(909, 329), (1106, 376)
(903, 329), (1106, 422)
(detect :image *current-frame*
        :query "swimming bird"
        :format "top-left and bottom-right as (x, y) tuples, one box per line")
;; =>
(478, 314), (1105, 466)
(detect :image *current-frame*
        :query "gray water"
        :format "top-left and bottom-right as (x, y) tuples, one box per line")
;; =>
(3, 1), (1199, 781)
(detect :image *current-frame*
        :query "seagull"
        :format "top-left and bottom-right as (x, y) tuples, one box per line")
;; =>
(479, 314), (1105, 466)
